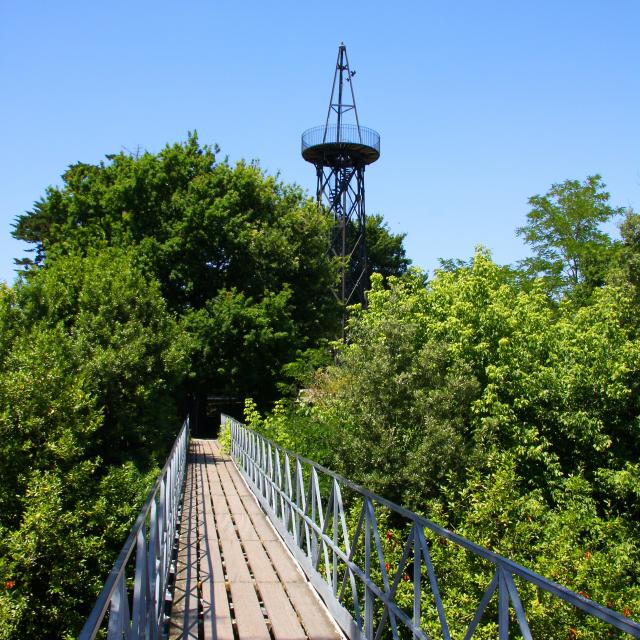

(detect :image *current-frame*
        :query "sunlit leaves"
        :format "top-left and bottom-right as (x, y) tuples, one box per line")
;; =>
(0, 249), (188, 637)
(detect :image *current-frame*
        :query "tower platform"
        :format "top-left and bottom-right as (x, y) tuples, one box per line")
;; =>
(301, 124), (380, 166)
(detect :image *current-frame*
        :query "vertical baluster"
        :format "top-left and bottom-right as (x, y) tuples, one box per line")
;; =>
(156, 478), (167, 626)
(163, 470), (171, 606)
(275, 448), (283, 521)
(310, 467), (318, 564)
(256, 435), (262, 493)
(149, 497), (161, 638)
(332, 479), (339, 594)
(295, 459), (310, 555)
(337, 500), (364, 630)
(107, 573), (130, 640)
(498, 567), (510, 640)
(254, 431), (258, 484)
(284, 453), (295, 542)
(312, 468), (333, 586)
(267, 442), (274, 508)
(251, 432), (257, 486)
(364, 498), (373, 640)
(243, 426), (248, 473)
(245, 426), (249, 473)
(413, 525), (421, 639)
(131, 527), (145, 636)
(241, 425), (246, 470)
(260, 438), (267, 498)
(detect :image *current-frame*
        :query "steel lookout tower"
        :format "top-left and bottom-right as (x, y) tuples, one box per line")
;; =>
(301, 43), (380, 311)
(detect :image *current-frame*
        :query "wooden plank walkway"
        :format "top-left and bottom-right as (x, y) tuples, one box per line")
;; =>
(169, 438), (342, 640)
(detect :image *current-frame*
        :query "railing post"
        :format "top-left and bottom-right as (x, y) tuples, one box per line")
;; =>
(498, 567), (510, 640)
(413, 524), (421, 639)
(364, 497), (373, 640)
(107, 573), (129, 639)
(147, 497), (159, 636)
(131, 528), (147, 636)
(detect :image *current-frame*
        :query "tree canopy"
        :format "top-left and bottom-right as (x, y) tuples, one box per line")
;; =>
(248, 238), (640, 635)
(1, 135), (410, 636)
(0, 249), (188, 638)
(5, 140), (638, 638)
(13, 133), (408, 403)
(516, 175), (624, 299)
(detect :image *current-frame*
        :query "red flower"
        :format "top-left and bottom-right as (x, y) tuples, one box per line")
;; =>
(385, 562), (390, 573)
(5, 581), (15, 589)
(624, 607), (632, 618)
(402, 573), (410, 582)
(386, 530), (392, 542)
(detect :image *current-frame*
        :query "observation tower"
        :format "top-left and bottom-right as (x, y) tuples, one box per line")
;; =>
(301, 43), (380, 310)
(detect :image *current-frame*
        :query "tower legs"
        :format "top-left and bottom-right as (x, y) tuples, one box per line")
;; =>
(316, 162), (368, 310)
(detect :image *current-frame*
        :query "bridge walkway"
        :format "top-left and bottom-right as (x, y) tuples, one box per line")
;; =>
(169, 438), (341, 640)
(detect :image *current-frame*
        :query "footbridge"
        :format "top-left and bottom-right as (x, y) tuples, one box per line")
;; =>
(80, 416), (640, 639)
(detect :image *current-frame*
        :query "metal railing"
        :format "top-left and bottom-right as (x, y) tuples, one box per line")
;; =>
(79, 419), (189, 640)
(302, 124), (381, 153)
(226, 417), (640, 639)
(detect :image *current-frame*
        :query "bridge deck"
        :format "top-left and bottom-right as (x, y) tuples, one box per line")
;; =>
(169, 438), (341, 640)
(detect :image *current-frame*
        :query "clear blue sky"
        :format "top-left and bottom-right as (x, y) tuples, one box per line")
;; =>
(1, 1), (638, 285)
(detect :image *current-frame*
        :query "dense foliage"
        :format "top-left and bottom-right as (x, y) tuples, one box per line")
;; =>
(246, 178), (640, 636)
(2, 134), (408, 637)
(4, 136), (639, 637)
(13, 134), (408, 404)
(0, 249), (188, 638)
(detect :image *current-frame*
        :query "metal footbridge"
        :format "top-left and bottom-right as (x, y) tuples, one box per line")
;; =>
(80, 416), (640, 639)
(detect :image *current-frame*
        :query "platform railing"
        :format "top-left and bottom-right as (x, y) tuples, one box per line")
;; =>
(302, 124), (380, 153)
(79, 419), (189, 640)
(226, 416), (640, 640)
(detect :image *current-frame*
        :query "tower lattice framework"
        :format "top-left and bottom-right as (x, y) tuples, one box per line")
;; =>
(301, 43), (380, 310)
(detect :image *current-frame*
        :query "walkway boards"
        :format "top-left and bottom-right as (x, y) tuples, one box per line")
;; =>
(169, 438), (341, 640)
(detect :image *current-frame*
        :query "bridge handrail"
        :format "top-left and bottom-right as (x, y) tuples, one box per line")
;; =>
(78, 418), (189, 640)
(225, 415), (640, 639)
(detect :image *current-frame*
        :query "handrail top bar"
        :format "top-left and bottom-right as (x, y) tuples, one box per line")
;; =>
(225, 417), (640, 635)
(301, 124), (380, 148)
(78, 418), (189, 639)
(300, 124), (380, 166)
(301, 123), (380, 136)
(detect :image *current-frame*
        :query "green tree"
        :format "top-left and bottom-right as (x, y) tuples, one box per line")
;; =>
(12, 137), (337, 326)
(0, 249), (189, 638)
(517, 175), (623, 298)
(609, 209), (640, 306)
(13, 248), (190, 464)
(12, 135), (408, 405)
(255, 248), (640, 634)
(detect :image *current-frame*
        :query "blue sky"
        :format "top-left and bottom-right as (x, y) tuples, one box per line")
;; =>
(1, 1), (638, 285)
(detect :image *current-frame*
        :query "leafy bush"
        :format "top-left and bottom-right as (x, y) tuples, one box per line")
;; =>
(0, 249), (189, 638)
(253, 250), (640, 630)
